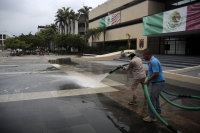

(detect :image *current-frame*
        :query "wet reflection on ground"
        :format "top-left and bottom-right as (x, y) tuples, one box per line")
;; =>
(59, 83), (84, 90)
(48, 57), (78, 65)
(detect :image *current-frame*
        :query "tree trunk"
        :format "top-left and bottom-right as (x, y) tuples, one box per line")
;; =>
(48, 41), (51, 52)
(127, 39), (130, 49)
(92, 36), (93, 46)
(103, 33), (105, 52)
(69, 21), (71, 34)
(74, 20), (76, 34)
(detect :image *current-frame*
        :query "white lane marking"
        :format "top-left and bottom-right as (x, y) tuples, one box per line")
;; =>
(0, 71), (59, 75)
(0, 86), (119, 103)
(0, 65), (18, 67)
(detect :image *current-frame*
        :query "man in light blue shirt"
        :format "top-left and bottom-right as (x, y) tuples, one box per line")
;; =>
(142, 49), (165, 122)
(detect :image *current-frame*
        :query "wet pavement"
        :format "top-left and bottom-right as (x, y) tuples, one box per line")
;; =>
(180, 69), (200, 77)
(0, 54), (200, 133)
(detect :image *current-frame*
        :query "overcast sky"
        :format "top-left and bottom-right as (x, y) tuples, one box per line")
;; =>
(0, 0), (107, 36)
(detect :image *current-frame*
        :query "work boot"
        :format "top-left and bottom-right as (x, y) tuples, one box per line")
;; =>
(127, 101), (138, 105)
(143, 116), (157, 122)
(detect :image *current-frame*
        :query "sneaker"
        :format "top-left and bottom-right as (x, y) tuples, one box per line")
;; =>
(128, 101), (138, 105)
(143, 116), (157, 122)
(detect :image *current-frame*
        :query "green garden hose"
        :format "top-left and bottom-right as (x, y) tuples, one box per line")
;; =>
(160, 90), (200, 110)
(144, 79), (181, 133)
(108, 63), (129, 74)
(162, 89), (200, 99)
(160, 92), (200, 110)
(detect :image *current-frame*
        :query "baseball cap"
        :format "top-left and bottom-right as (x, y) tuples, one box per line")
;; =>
(126, 50), (136, 57)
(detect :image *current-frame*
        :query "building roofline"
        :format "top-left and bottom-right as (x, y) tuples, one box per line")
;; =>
(0, 31), (12, 37)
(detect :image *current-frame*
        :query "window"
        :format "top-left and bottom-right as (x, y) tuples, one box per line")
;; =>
(3, 35), (6, 39)
(0, 34), (2, 39)
(165, 0), (197, 10)
(79, 32), (85, 35)
(178, 0), (191, 5)
(78, 23), (85, 27)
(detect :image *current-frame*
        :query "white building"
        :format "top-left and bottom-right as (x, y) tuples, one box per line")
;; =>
(0, 31), (12, 50)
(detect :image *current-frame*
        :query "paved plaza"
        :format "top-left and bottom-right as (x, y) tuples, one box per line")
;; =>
(0, 52), (200, 133)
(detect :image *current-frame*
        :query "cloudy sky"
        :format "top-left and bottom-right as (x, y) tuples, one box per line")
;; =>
(0, 0), (107, 36)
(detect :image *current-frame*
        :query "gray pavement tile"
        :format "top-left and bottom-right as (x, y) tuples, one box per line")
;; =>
(41, 105), (60, 113)
(72, 100), (97, 110)
(23, 107), (43, 116)
(65, 116), (88, 127)
(0, 115), (23, 128)
(89, 118), (122, 133)
(23, 114), (44, 124)
(0, 124), (23, 133)
(38, 98), (57, 105)
(23, 122), (46, 133)
(60, 106), (82, 118)
(44, 118), (68, 130)
(78, 107), (108, 122)
(43, 112), (64, 122)
(23, 100), (42, 109)
(58, 104), (75, 112)
(70, 123), (97, 133)
(4, 101), (24, 108)
(4, 107), (23, 117)
(0, 106), (5, 115)
(47, 127), (72, 133)
(66, 95), (95, 104)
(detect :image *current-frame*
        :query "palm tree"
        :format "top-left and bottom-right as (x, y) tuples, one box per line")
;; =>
(126, 33), (131, 49)
(98, 23), (107, 52)
(85, 28), (95, 44)
(48, 23), (58, 33)
(55, 9), (65, 34)
(68, 9), (76, 34)
(71, 13), (79, 34)
(78, 6), (92, 31)
(94, 27), (102, 41)
(62, 7), (70, 34)
(47, 23), (58, 52)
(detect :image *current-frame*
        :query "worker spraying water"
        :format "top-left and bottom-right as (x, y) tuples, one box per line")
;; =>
(117, 50), (146, 106)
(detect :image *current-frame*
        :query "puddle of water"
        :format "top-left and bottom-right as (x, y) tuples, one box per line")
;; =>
(48, 58), (77, 65)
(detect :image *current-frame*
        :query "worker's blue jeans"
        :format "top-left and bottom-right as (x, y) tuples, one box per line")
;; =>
(148, 82), (164, 119)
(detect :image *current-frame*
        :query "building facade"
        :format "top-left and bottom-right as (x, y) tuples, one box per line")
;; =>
(78, 14), (86, 36)
(0, 31), (12, 50)
(89, 0), (199, 56)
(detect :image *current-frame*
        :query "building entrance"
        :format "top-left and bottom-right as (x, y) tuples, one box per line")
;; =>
(148, 34), (200, 56)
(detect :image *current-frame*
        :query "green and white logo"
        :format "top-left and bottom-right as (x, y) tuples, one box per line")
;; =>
(105, 15), (111, 27)
(166, 11), (182, 31)
(163, 7), (187, 33)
